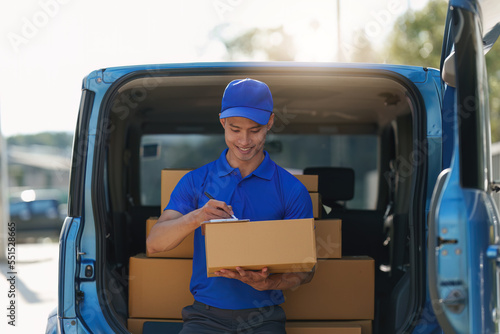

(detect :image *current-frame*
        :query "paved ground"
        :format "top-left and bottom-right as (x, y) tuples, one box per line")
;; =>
(0, 240), (59, 334)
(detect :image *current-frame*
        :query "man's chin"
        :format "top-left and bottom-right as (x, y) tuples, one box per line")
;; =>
(236, 154), (254, 162)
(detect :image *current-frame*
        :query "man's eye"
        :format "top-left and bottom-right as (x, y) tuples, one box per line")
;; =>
(251, 130), (260, 133)
(231, 129), (240, 133)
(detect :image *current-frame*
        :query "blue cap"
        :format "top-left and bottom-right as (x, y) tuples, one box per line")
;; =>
(220, 78), (273, 125)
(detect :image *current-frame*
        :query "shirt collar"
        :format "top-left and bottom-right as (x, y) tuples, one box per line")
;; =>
(216, 148), (235, 177)
(215, 149), (275, 180)
(250, 150), (274, 180)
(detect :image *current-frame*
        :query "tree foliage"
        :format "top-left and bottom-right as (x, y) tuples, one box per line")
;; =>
(214, 25), (296, 61)
(385, 0), (447, 68)
(386, 0), (500, 142)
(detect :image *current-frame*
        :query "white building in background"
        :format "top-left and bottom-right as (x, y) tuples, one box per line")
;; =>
(492, 142), (500, 209)
(7, 145), (71, 191)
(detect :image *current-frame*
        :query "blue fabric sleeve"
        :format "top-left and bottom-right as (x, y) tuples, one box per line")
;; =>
(164, 173), (198, 214)
(284, 181), (314, 219)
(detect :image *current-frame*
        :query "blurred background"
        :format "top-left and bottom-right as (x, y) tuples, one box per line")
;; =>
(0, 0), (499, 332)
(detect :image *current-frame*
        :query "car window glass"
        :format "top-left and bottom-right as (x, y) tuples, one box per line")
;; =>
(140, 134), (378, 209)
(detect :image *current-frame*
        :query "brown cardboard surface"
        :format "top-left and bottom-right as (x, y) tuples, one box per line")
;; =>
(286, 321), (372, 334)
(161, 169), (191, 212)
(282, 257), (375, 320)
(128, 319), (371, 334)
(315, 219), (342, 258)
(145, 217), (194, 258)
(204, 218), (316, 277)
(293, 174), (319, 192)
(127, 318), (182, 334)
(128, 255), (194, 319)
(311, 192), (321, 219)
(286, 326), (360, 334)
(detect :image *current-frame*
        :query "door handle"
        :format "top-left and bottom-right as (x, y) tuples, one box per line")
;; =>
(440, 289), (466, 313)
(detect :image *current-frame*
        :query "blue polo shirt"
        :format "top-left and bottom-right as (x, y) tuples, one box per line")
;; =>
(165, 149), (313, 310)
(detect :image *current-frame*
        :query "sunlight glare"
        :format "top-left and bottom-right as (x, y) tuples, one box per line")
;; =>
(293, 21), (336, 62)
(21, 189), (36, 202)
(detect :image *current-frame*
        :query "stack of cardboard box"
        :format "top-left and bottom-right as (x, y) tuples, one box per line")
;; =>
(159, 170), (322, 219)
(127, 170), (374, 334)
(127, 219), (194, 332)
(127, 253), (193, 318)
(128, 169), (195, 333)
(281, 217), (374, 334)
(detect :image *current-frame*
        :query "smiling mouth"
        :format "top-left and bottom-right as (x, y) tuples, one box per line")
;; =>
(237, 146), (252, 153)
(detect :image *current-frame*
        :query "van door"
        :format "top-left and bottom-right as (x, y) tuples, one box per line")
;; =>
(428, 1), (500, 333)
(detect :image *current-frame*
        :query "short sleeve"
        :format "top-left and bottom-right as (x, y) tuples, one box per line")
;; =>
(164, 173), (198, 214)
(284, 181), (314, 219)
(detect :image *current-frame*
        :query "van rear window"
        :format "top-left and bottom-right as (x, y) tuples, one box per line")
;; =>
(140, 134), (378, 209)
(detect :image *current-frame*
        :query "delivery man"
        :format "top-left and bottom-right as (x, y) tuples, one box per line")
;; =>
(147, 78), (314, 333)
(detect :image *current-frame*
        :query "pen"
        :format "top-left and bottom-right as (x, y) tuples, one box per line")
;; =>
(204, 192), (238, 220)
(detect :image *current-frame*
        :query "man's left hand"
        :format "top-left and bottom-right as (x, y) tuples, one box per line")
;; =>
(214, 267), (278, 291)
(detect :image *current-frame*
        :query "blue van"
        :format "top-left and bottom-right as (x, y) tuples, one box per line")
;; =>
(47, 1), (500, 333)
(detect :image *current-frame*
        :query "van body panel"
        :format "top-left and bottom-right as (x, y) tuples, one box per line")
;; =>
(428, 1), (500, 333)
(58, 217), (79, 319)
(69, 63), (435, 333)
(95, 61), (430, 87)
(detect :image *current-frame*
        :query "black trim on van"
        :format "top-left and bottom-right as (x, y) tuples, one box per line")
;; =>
(407, 83), (428, 334)
(455, 8), (487, 191)
(68, 89), (94, 217)
(90, 65), (429, 334)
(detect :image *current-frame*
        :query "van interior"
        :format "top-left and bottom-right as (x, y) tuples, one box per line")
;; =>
(92, 67), (428, 334)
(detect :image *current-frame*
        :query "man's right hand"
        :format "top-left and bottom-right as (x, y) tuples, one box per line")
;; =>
(146, 199), (234, 254)
(192, 199), (234, 223)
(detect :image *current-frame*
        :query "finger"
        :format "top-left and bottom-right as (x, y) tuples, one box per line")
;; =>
(204, 202), (229, 219)
(217, 269), (238, 279)
(208, 200), (232, 218)
(235, 267), (247, 277)
(211, 207), (230, 218)
(218, 203), (233, 216)
(252, 267), (269, 279)
(211, 200), (233, 216)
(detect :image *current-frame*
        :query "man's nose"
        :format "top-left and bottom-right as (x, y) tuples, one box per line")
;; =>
(238, 131), (250, 145)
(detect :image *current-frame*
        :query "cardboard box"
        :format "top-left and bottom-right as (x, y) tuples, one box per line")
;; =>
(145, 217), (194, 258)
(127, 318), (182, 334)
(287, 325), (360, 334)
(128, 255), (194, 319)
(282, 257), (374, 320)
(315, 219), (342, 259)
(293, 174), (320, 218)
(286, 321), (372, 334)
(293, 174), (319, 192)
(310, 192), (321, 219)
(204, 218), (316, 277)
(161, 169), (191, 211)
(128, 319), (371, 334)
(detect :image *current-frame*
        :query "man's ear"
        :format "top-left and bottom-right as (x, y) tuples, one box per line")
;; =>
(267, 113), (275, 131)
(219, 114), (226, 128)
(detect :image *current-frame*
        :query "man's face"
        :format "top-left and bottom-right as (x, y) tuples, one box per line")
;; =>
(220, 114), (274, 165)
